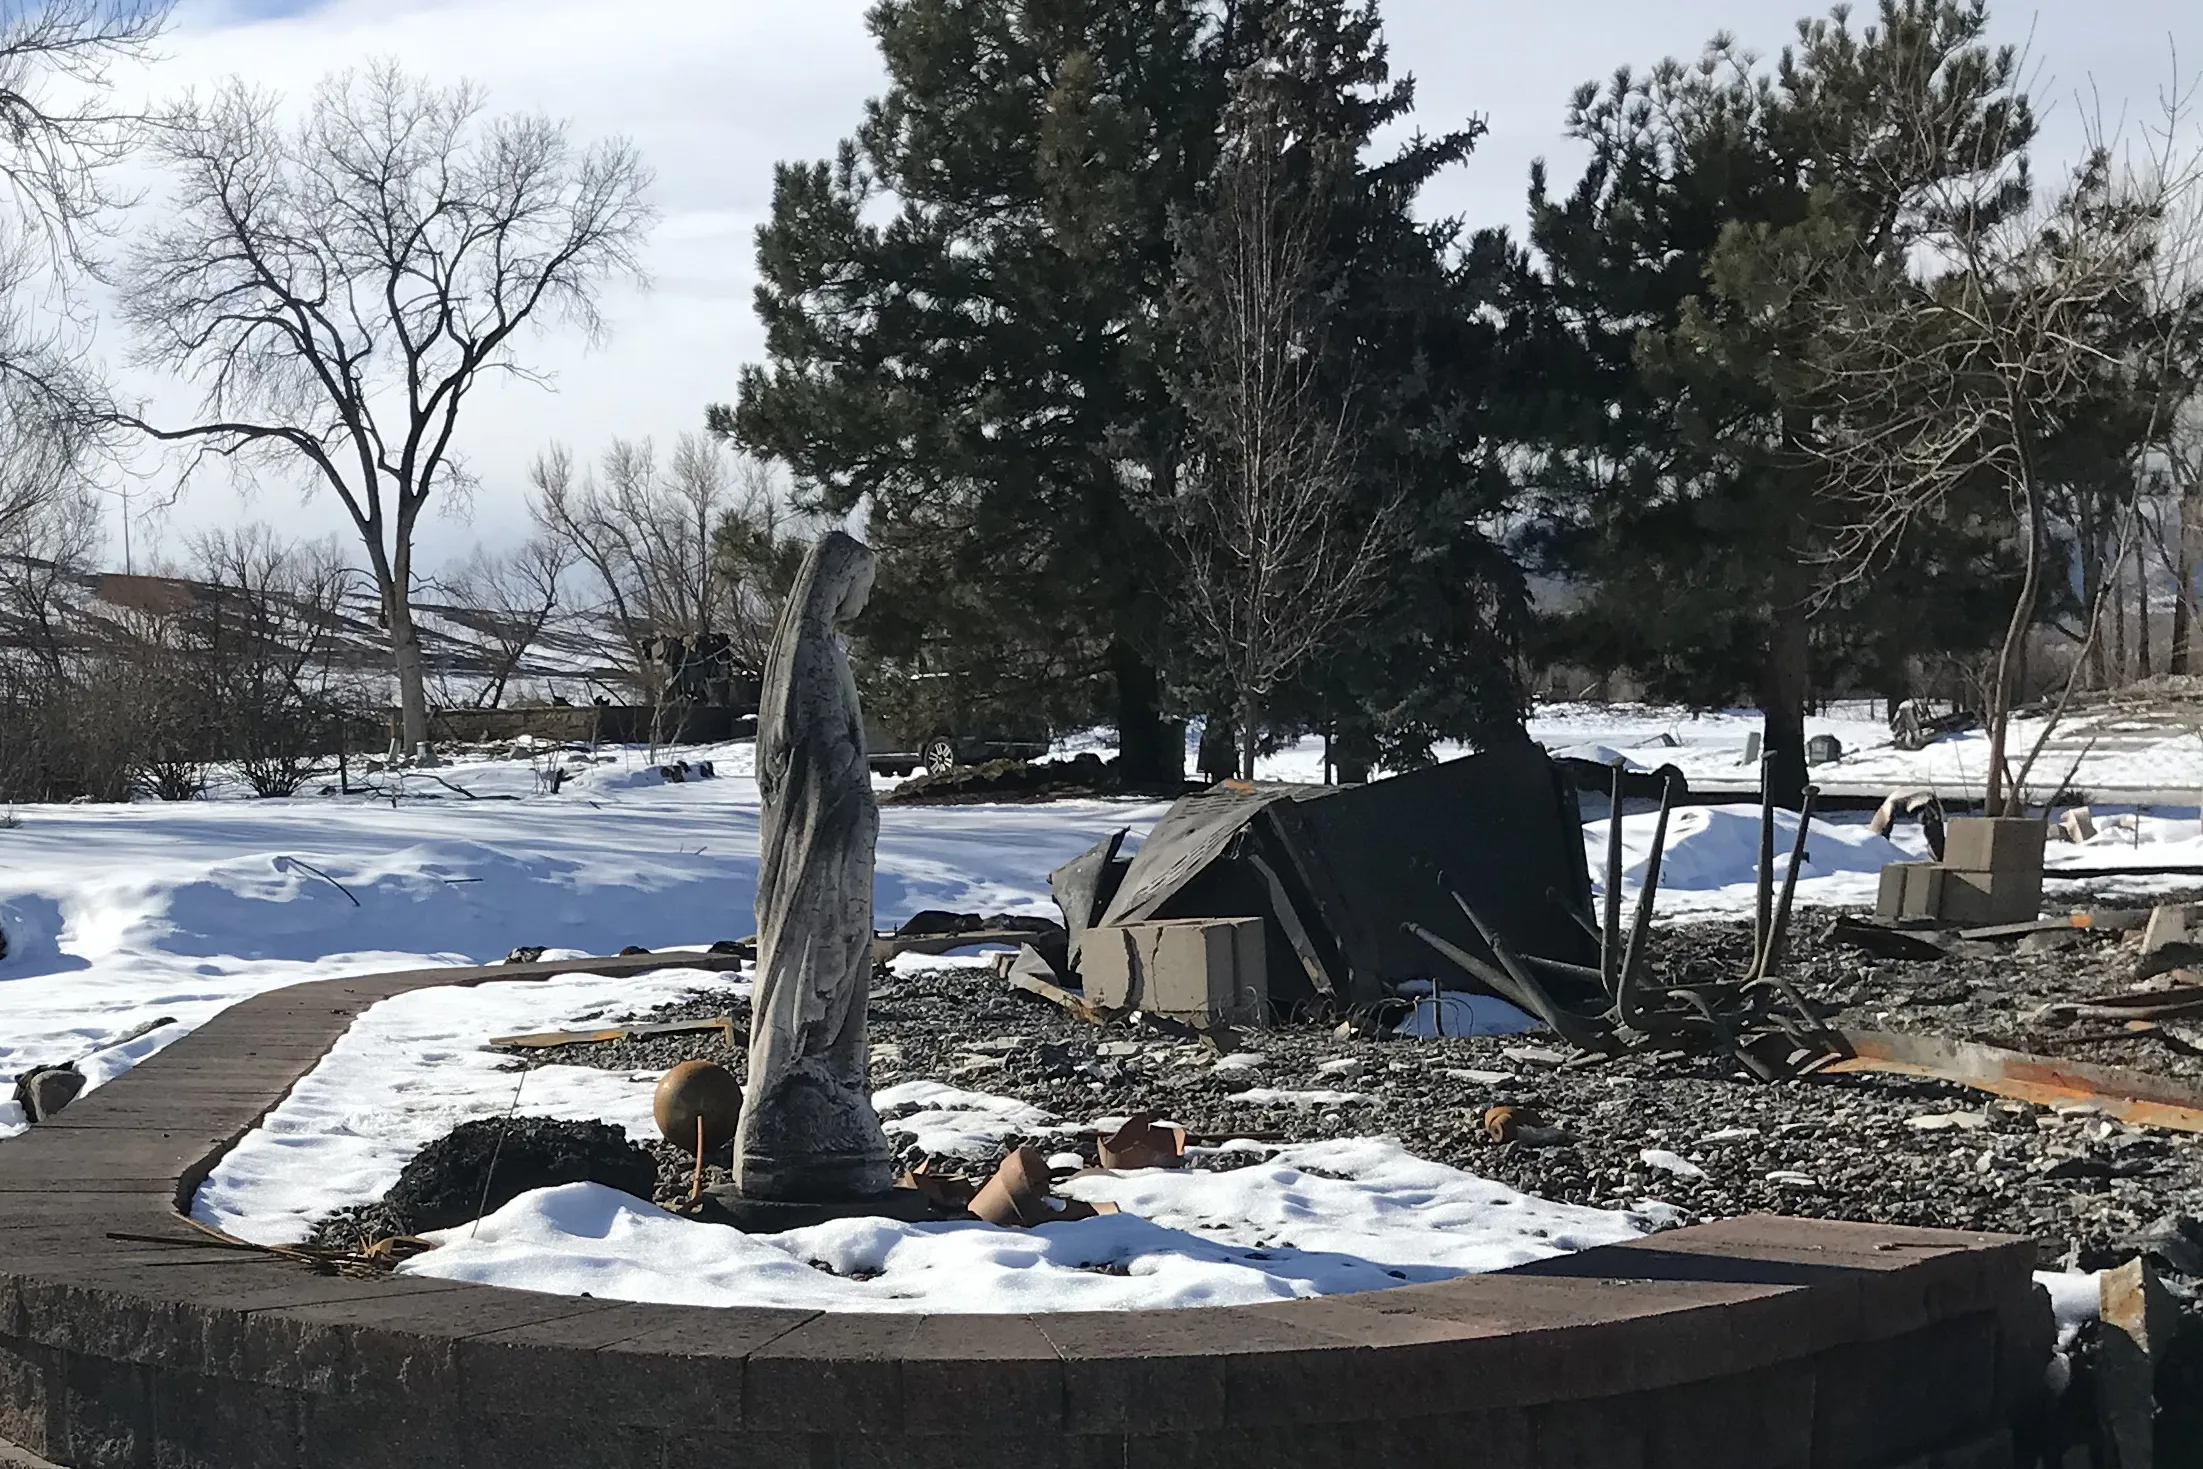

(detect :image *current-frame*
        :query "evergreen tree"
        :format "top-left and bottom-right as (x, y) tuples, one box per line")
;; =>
(722, 0), (1220, 778)
(725, 0), (1530, 774)
(1523, 2), (2030, 804)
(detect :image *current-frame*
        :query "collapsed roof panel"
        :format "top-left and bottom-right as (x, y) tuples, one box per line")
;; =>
(1087, 741), (1596, 1014)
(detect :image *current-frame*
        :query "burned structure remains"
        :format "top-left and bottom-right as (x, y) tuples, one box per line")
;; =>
(1050, 742), (1599, 1019)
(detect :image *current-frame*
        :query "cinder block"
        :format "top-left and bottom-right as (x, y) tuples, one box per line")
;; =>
(1876, 863), (1944, 921)
(1810, 1312), (1998, 1467)
(1941, 818), (2046, 877)
(1939, 868), (2043, 928)
(1644, 1360), (1813, 1469)
(0, 1334), (53, 1460)
(2142, 903), (2192, 956)
(1877, 864), (1906, 920)
(1079, 928), (1138, 1011)
(1076, 919), (1267, 1027)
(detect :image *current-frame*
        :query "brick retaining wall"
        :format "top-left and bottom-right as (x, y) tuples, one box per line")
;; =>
(0, 956), (2053, 1469)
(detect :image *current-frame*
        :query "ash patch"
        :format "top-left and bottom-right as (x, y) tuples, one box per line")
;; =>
(326, 1116), (659, 1243)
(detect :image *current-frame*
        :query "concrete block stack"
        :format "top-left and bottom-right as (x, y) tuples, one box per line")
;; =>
(1875, 817), (2045, 927)
(1077, 917), (1268, 1027)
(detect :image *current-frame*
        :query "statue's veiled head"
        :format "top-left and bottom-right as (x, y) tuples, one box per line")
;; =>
(803, 530), (875, 632)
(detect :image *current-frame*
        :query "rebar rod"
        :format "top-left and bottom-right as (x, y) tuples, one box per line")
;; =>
(1601, 760), (1625, 1000)
(1615, 771), (1678, 1027)
(1751, 785), (1818, 983)
(1753, 752), (1776, 971)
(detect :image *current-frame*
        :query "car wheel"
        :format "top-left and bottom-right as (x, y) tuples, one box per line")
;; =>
(924, 738), (957, 775)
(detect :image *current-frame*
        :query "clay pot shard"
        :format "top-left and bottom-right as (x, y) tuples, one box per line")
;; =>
(1483, 1104), (1577, 1148)
(900, 1160), (980, 1212)
(969, 1146), (1055, 1227)
(945, 1148), (1130, 1227)
(1097, 1112), (1187, 1171)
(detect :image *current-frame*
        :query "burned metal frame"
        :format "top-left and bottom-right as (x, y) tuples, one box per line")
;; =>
(1407, 756), (1838, 1080)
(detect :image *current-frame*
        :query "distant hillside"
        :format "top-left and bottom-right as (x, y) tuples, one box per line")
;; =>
(0, 559), (638, 709)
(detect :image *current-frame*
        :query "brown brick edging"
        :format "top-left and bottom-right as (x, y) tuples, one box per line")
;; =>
(0, 955), (2054, 1469)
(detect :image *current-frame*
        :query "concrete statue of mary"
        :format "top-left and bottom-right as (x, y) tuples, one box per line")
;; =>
(726, 529), (898, 1206)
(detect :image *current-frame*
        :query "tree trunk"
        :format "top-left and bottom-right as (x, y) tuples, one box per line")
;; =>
(1759, 599), (1811, 810)
(1986, 400), (2048, 817)
(2080, 505), (2110, 689)
(2136, 542), (2152, 681)
(2173, 488), (2195, 675)
(1238, 691), (1259, 781)
(2110, 534), (2128, 684)
(388, 599), (430, 754)
(1197, 708), (1238, 783)
(1110, 643), (1170, 785)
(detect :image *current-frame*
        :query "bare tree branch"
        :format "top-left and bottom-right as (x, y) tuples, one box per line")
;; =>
(1163, 76), (1396, 779)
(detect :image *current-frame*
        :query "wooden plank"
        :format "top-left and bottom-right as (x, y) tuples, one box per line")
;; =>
(1826, 1029), (2203, 1133)
(871, 927), (1053, 962)
(489, 1016), (736, 1050)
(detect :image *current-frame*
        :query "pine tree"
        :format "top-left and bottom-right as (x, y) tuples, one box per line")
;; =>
(725, 0), (1532, 776)
(1524, 2), (2032, 804)
(721, 0), (1220, 778)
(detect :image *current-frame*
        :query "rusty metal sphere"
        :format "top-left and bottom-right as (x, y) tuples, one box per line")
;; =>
(653, 1060), (743, 1150)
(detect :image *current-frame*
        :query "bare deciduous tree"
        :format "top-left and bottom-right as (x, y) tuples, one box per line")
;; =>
(530, 432), (782, 697)
(0, 0), (169, 554)
(1166, 83), (1393, 780)
(1804, 82), (2203, 813)
(113, 61), (654, 755)
(441, 535), (573, 709)
(0, 0), (168, 264)
(188, 524), (356, 794)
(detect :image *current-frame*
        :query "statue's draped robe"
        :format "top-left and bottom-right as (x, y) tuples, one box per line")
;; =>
(731, 532), (895, 1201)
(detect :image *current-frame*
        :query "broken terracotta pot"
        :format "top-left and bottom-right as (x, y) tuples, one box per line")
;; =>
(1097, 1112), (1186, 1171)
(967, 1146), (1121, 1227)
(970, 1146), (1055, 1227)
(1482, 1103), (1576, 1148)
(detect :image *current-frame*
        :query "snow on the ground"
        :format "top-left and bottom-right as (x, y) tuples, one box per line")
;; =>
(2038, 1269), (2104, 1347)
(191, 966), (747, 1244)
(398, 1135), (1670, 1314)
(0, 737), (1166, 1137)
(1075, 697), (2203, 801)
(1225, 1087), (1376, 1108)
(23, 699), (2203, 1139)
(872, 1079), (1069, 1159)
(193, 980), (1071, 1243)
(2037, 1268), (2105, 1394)
(400, 1136), (1665, 1312)
(1584, 803), (1917, 921)
(194, 968), (1670, 1311)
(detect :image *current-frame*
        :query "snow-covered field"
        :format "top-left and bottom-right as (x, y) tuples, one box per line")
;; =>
(0, 740), (1162, 1135)
(1528, 698), (2203, 799)
(14, 706), (2203, 1136)
(1226, 697), (2203, 800)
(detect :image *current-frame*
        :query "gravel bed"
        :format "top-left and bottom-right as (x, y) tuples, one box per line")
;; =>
(477, 908), (2203, 1287)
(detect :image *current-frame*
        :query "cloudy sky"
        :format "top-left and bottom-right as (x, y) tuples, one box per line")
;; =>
(106, 0), (2193, 571)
